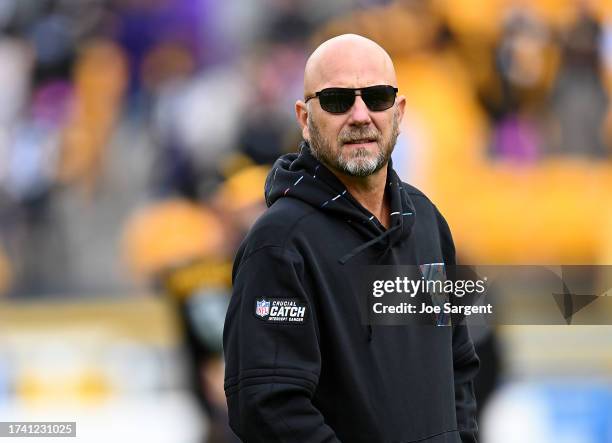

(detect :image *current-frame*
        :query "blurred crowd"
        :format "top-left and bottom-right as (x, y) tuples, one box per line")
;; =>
(0, 0), (334, 298)
(0, 0), (611, 442)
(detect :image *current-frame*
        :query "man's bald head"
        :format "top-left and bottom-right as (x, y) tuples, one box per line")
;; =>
(295, 34), (405, 180)
(303, 34), (397, 97)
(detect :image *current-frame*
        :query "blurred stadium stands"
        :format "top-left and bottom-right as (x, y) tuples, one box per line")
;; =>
(0, 0), (611, 442)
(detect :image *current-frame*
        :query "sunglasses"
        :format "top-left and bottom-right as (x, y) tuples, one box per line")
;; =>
(304, 85), (398, 114)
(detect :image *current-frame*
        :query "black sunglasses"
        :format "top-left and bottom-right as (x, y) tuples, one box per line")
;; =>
(304, 85), (398, 114)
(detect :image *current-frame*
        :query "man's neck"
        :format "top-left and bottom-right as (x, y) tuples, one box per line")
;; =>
(330, 165), (390, 229)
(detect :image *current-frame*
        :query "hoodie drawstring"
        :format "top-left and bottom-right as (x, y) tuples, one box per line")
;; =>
(338, 224), (403, 343)
(338, 224), (402, 265)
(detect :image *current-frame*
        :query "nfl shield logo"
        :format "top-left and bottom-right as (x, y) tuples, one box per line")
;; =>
(256, 299), (270, 317)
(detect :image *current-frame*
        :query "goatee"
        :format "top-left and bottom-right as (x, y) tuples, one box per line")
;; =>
(307, 109), (400, 177)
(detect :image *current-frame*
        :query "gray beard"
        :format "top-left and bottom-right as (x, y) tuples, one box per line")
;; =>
(307, 111), (399, 177)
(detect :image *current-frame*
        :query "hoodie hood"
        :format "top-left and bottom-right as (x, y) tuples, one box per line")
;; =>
(264, 141), (416, 263)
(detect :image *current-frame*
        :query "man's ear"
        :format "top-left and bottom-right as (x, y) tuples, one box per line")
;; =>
(295, 100), (309, 141)
(395, 95), (406, 133)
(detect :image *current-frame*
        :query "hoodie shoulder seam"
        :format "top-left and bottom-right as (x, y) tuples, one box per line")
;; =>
(240, 206), (319, 264)
(280, 206), (319, 250)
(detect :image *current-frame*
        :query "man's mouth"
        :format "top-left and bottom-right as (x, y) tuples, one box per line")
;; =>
(343, 138), (377, 145)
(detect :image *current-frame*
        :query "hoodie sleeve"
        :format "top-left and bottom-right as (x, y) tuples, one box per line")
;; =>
(452, 326), (479, 443)
(223, 245), (341, 443)
(435, 206), (480, 443)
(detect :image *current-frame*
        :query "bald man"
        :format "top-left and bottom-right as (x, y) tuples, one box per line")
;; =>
(224, 34), (479, 443)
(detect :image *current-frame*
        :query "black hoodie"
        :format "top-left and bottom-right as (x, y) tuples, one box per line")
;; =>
(223, 142), (479, 443)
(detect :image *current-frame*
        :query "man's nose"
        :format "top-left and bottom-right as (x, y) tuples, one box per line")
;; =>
(347, 95), (372, 126)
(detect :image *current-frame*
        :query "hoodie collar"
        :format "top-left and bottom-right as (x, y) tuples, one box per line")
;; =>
(265, 141), (416, 261)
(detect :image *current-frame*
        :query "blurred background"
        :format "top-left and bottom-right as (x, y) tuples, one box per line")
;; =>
(0, 0), (611, 441)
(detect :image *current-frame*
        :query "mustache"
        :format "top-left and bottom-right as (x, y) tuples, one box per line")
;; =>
(338, 129), (380, 144)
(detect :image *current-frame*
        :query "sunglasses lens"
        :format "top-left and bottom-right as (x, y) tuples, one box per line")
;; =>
(315, 86), (397, 113)
(318, 90), (355, 114)
(362, 86), (396, 111)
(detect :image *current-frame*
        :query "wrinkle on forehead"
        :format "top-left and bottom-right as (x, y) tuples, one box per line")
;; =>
(304, 34), (397, 97)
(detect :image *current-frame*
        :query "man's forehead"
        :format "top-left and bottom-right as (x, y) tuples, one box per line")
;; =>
(304, 34), (397, 94)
